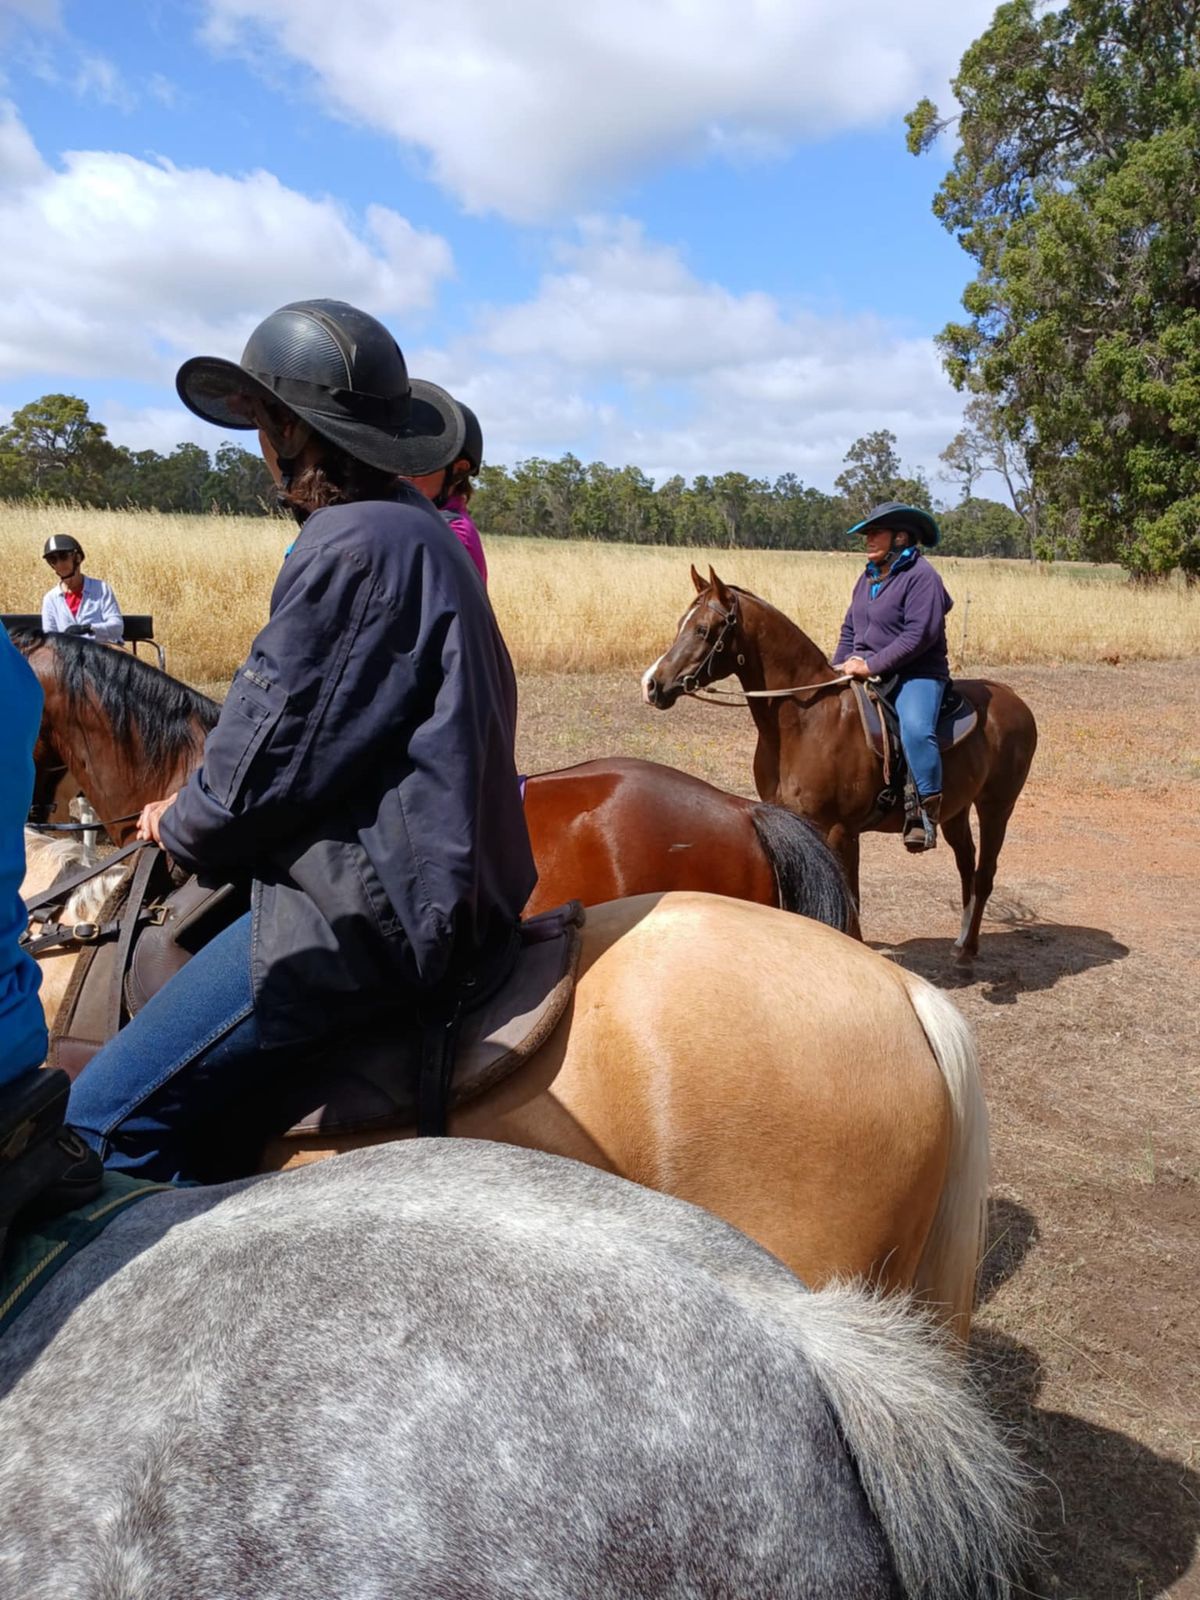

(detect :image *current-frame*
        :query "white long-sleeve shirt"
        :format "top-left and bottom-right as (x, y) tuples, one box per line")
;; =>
(41, 576), (124, 642)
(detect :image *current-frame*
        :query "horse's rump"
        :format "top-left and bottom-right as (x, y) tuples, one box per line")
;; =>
(0, 1141), (1031, 1599)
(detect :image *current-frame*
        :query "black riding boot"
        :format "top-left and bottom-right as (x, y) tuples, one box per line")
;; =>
(904, 793), (942, 854)
(0, 1070), (103, 1258)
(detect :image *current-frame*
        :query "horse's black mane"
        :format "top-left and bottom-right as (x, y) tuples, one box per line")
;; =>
(11, 629), (220, 782)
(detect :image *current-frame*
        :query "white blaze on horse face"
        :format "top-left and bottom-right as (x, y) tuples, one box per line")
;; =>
(642, 602), (700, 703)
(641, 656), (665, 704)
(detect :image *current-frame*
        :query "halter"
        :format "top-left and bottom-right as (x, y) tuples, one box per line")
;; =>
(679, 595), (857, 708)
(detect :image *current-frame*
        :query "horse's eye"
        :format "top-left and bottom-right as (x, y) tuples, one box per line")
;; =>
(696, 625), (709, 640)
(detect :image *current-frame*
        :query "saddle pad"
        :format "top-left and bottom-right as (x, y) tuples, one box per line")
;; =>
(277, 901), (586, 1138)
(851, 681), (978, 763)
(0, 1173), (173, 1337)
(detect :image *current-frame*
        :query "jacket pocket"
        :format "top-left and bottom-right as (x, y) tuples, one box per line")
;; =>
(206, 669), (286, 810)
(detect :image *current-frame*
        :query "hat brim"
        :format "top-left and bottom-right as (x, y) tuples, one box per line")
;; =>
(848, 504), (940, 547)
(175, 358), (465, 478)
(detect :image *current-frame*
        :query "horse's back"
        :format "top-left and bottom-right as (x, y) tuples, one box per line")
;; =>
(958, 676), (1038, 747)
(523, 758), (773, 913)
(0, 1142), (904, 1599)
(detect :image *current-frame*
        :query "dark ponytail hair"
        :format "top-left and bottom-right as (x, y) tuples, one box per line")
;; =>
(278, 441), (398, 523)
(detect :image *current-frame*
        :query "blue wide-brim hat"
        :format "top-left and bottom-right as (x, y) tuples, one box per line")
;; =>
(847, 501), (940, 547)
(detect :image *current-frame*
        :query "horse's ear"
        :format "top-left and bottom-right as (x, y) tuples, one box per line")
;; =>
(690, 563), (706, 594)
(708, 566), (730, 602)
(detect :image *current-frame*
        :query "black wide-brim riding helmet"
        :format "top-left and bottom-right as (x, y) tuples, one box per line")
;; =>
(847, 501), (941, 547)
(176, 299), (464, 478)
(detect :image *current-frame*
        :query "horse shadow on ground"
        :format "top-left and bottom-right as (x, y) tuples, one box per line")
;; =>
(971, 1198), (1199, 1597)
(875, 907), (1129, 1004)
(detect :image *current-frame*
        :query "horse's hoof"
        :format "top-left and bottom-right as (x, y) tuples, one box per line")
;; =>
(953, 946), (976, 971)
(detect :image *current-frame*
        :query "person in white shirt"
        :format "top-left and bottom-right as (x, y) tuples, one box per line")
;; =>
(40, 536), (123, 643)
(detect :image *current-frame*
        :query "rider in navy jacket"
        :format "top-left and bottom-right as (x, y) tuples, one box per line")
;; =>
(67, 300), (537, 1182)
(160, 485), (535, 1047)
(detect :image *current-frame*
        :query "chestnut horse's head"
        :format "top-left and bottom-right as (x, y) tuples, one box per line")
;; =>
(9, 629), (219, 839)
(642, 565), (744, 709)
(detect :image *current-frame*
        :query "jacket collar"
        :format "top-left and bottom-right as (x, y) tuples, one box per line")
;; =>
(866, 545), (920, 585)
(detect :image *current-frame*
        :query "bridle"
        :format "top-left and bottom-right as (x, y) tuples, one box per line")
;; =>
(676, 594), (857, 707)
(680, 597), (745, 696)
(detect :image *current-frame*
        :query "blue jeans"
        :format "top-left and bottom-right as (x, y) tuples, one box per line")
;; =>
(894, 677), (946, 799)
(67, 912), (282, 1184)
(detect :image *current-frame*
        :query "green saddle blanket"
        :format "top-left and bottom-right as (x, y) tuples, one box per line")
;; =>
(0, 1172), (174, 1336)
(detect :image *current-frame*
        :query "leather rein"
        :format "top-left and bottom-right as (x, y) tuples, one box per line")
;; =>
(28, 814), (142, 834)
(22, 839), (153, 955)
(680, 597), (856, 708)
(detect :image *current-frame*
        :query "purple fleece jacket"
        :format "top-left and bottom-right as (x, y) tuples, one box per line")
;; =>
(833, 550), (953, 681)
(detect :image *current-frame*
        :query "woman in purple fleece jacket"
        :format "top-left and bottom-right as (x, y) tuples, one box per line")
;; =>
(832, 501), (952, 852)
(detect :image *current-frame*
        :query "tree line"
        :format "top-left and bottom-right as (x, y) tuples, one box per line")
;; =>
(472, 433), (1029, 557)
(0, 394), (274, 515)
(0, 396), (1030, 558)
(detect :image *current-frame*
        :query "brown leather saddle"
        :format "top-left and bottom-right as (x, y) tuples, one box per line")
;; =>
(27, 849), (584, 1142)
(850, 680), (978, 789)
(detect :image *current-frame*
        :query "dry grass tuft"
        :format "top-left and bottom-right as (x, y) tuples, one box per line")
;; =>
(2, 503), (1198, 688)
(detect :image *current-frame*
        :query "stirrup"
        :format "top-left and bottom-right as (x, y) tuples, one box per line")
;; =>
(0, 1070), (103, 1253)
(903, 809), (938, 854)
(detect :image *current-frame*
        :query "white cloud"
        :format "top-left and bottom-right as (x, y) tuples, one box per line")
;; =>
(72, 52), (136, 111)
(0, 104), (455, 384)
(95, 402), (235, 458)
(0, 0), (60, 31)
(201, 0), (993, 219)
(428, 219), (964, 490)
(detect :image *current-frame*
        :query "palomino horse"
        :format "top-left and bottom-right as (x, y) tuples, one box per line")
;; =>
(14, 630), (856, 933)
(24, 880), (989, 1339)
(0, 1143), (1031, 1596)
(643, 568), (1039, 964)
(20, 831), (127, 1031)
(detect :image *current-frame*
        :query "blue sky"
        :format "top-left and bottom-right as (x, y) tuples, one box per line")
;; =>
(0, 0), (1002, 497)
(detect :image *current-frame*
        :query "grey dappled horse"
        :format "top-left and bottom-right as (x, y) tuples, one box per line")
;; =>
(0, 1143), (1030, 1598)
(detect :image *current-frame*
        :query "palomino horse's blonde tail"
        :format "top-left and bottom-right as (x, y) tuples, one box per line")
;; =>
(902, 973), (989, 1342)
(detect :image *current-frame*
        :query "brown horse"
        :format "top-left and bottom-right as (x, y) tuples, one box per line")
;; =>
(643, 567), (1038, 964)
(14, 630), (857, 933)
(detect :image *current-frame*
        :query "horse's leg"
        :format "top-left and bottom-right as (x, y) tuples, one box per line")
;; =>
(955, 797), (1014, 965)
(943, 810), (978, 955)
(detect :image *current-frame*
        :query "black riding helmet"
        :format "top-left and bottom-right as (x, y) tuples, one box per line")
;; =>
(456, 401), (483, 474)
(44, 535), (84, 561)
(175, 299), (465, 478)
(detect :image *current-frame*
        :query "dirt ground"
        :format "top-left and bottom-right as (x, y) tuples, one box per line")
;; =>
(516, 658), (1200, 1600)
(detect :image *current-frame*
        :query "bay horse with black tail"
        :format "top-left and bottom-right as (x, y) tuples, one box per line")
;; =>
(13, 629), (857, 934)
(643, 567), (1037, 965)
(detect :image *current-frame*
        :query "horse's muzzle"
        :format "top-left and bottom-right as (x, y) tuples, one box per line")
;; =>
(642, 674), (676, 709)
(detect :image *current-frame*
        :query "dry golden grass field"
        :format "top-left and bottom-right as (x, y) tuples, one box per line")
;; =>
(5, 501), (1200, 1596)
(2, 503), (1199, 693)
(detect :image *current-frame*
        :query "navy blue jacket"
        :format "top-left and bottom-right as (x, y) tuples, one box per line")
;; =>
(160, 487), (537, 1048)
(833, 549), (953, 682)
